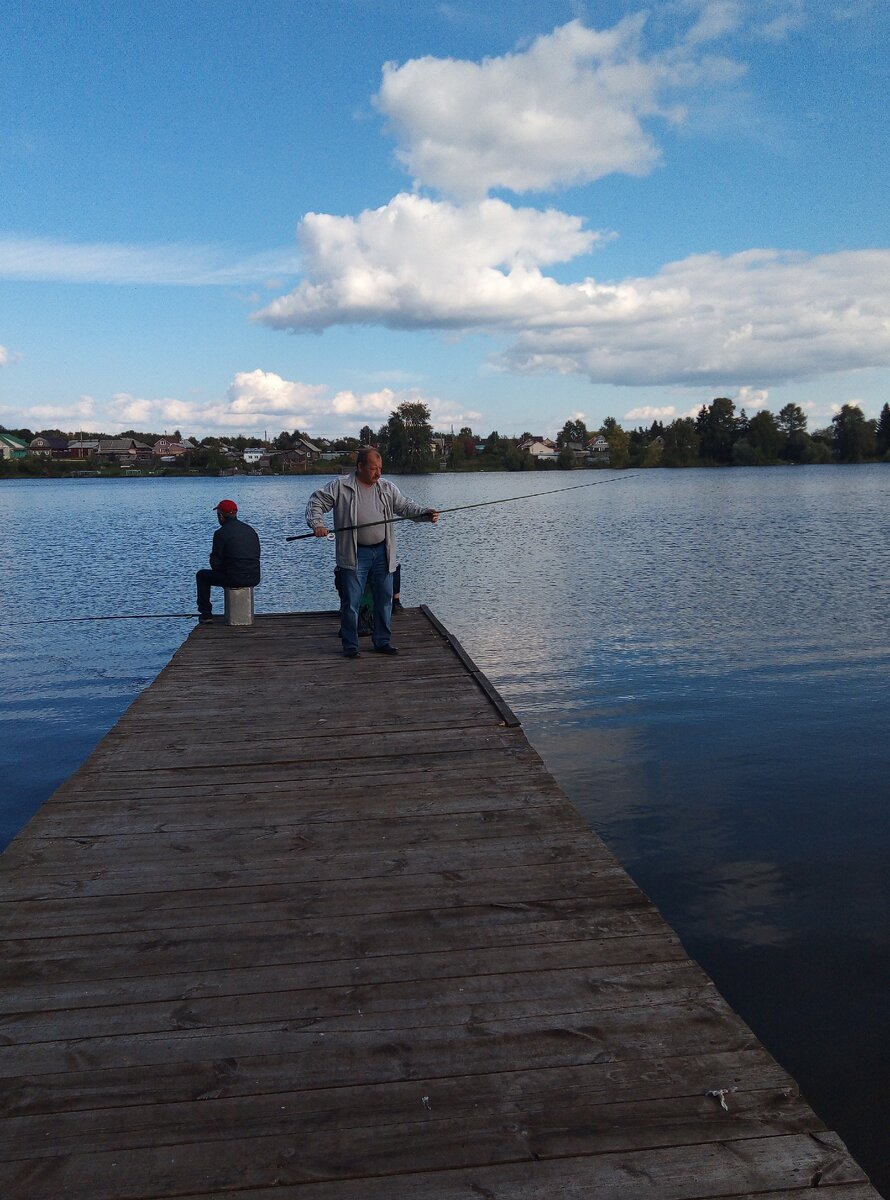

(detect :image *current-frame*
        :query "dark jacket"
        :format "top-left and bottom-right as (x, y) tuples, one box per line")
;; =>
(209, 517), (261, 586)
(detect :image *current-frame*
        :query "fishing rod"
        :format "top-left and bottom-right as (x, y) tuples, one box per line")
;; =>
(286, 473), (637, 542)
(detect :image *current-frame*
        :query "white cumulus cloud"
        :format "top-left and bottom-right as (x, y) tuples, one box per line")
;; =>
(624, 405), (678, 421)
(255, 193), (602, 332)
(497, 248), (890, 386)
(73, 372), (457, 439)
(375, 16), (744, 199)
(257, 193), (890, 388)
(735, 385), (769, 409)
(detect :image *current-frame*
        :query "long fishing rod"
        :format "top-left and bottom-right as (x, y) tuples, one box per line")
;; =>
(286, 473), (637, 541)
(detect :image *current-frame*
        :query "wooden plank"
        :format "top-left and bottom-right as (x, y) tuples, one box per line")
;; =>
(0, 609), (880, 1199)
(0, 1092), (824, 1197)
(0, 1049), (807, 1158)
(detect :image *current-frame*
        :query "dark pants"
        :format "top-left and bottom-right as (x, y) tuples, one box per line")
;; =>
(338, 543), (393, 652)
(196, 568), (235, 617)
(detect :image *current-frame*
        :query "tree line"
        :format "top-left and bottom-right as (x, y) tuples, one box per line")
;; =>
(363, 397), (890, 470)
(3, 397), (888, 476)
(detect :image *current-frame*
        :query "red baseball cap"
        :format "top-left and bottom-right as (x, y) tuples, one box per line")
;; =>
(214, 499), (238, 515)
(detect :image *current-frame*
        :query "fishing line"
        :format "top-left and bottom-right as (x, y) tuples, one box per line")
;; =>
(287, 472), (637, 541)
(5, 613), (199, 626)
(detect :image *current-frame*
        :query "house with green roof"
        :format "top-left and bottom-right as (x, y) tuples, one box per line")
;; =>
(0, 433), (29, 460)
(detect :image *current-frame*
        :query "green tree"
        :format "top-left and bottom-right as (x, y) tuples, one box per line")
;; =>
(504, 445), (534, 471)
(661, 418), (700, 467)
(556, 418), (588, 447)
(875, 403), (890, 457)
(383, 401), (433, 471)
(600, 416), (630, 468)
(777, 403), (809, 462)
(739, 410), (783, 464)
(832, 404), (876, 462)
(359, 424), (374, 445)
(695, 397), (738, 463)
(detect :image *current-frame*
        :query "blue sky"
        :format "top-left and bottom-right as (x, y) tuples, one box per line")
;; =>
(1, 0), (888, 440)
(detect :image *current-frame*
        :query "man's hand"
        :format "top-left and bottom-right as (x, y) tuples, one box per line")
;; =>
(313, 524), (329, 537)
(426, 510), (439, 523)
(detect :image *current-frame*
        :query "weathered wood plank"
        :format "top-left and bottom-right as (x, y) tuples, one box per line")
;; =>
(0, 1050), (805, 1159)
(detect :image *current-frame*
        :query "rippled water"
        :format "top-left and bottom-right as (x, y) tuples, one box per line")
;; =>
(1, 467), (888, 1189)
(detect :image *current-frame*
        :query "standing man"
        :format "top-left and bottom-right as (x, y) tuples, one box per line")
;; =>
(306, 448), (438, 657)
(196, 499), (261, 624)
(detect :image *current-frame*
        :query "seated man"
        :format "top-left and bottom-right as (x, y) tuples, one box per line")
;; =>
(196, 499), (261, 624)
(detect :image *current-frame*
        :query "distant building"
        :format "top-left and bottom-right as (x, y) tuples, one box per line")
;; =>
(243, 447), (265, 464)
(564, 440), (590, 464)
(29, 435), (69, 458)
(98, 438), (153, 464)
(588, 435), (610, 463)
(152, 438), (190, 458)
(68, 439), (100, 459)
(518, 437), (559, 462)
(0, 433), (29, 460)
(292, 436), (321, 462)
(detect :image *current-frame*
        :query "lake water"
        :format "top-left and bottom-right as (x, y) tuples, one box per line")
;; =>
(1, 466), (888, 1190)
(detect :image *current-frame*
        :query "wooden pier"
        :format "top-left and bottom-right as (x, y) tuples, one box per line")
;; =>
(0, 609), (881, 1198)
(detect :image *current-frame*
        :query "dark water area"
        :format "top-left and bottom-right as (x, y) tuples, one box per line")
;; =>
(1, 466), (888, 1190)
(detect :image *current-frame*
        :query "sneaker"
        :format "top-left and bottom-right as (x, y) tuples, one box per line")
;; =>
(373, 644), (399, 655)
(343, 646), (359, 658)
(198, 613), (214, 625)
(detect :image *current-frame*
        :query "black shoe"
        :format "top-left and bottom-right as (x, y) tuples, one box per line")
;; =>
(373, 644), (398, 655)
(198, 613), (214, 625)
(343, 646), (359, 658)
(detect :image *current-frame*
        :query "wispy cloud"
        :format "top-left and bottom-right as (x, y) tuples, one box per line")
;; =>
(0, 237), (301, 286)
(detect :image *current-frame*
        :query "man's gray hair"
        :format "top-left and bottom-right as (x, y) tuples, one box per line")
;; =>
(356, 446), (381, 467)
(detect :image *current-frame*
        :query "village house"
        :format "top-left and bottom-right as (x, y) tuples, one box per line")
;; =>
(587, 434), (611, 463)
(97, 438), (153, 464)
(152, 438), (191, 458)
(242, 447), (266, 464)
(29, 435), (70, 458)
(276, 436), (323, 471)
(0, 433), (29, 460)
(68, 439), (100, 459)
(518, 436), (559, 462)
(565, 440), (590, 463)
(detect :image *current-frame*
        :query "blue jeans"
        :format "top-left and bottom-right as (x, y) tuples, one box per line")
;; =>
(339, 543), (393, 651)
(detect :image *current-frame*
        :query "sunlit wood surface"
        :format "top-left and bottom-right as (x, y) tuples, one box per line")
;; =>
(0, 609), (880, 1198)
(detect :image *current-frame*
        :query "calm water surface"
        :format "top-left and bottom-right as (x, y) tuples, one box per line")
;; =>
(1, 467), (888, 1190)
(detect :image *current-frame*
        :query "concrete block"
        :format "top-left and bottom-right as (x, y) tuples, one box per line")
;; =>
(225, 587), (254, 626)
